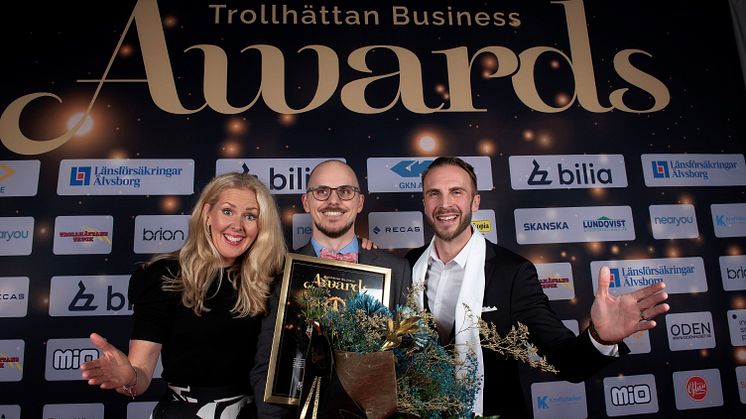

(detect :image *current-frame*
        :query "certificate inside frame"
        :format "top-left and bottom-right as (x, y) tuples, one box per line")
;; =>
(263, 253), (392, 405)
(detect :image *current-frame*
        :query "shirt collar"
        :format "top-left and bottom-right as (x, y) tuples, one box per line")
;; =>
(310, 237), (359, 256)
(427, 225), (477, 269)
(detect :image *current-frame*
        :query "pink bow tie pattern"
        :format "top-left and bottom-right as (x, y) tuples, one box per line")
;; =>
(319, 248), (358, 263)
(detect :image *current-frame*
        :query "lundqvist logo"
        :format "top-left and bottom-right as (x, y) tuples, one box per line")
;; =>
(651, 161), (670, 178)
(582, 216), (627, 232)
(390, 160), (432, 178)
(70, 166), (92, 185)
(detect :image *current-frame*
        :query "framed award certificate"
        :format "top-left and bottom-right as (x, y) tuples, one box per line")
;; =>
(264, 253), (392, 405)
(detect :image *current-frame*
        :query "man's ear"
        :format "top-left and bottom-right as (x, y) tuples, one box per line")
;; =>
(301, 193), (310, 212)
(355, 193), (365, 214)
(471, 193), (481, 212)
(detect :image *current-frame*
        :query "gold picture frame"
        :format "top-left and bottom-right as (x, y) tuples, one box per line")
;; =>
(264, 253), (392, 405)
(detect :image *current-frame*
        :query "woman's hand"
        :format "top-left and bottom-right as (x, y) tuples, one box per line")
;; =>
(80, 333), (135, 390)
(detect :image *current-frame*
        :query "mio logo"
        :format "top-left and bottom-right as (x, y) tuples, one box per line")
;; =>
(610, 384), (651, 406)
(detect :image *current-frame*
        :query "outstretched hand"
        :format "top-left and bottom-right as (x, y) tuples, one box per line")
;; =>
(80, 333), (135, 390)
(590, 266), (670, 344)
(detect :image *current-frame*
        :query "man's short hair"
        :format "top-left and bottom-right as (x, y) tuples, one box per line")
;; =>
(421, 156), (478, 193)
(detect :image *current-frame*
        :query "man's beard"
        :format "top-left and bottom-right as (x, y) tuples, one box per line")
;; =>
(315, 219), (355, 239)
(428, 209), (472, 242)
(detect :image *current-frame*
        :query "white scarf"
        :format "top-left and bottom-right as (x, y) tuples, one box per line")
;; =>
(412, 227), (486, 415)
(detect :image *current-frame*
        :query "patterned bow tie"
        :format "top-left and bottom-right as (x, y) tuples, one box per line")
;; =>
(319, 248), (358, 263)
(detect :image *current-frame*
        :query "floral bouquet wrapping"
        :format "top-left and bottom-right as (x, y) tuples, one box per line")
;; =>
(296, 288), (556, 419)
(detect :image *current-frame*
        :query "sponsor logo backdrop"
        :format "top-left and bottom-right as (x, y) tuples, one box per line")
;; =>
(1, 0), (745, 417)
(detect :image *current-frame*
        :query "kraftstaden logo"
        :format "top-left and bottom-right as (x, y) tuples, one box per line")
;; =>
(509, 154), (628, 190)
(642, 154), (746, 187)
(133, 214), (189, 254)
(530, 381), (587, 419)
(0, 339), (24, 382)
(672, 369), (723, 410)
(367, 156), (494, 193)
(719, 255), (746, 291)
(591, 257), (707, 296)
(649, 204), (699, 239)
(216, 158), (344, 195)
(49, 275), (132, 317)
(711, 203), (746, 238)
(0, 217), (34, 256)
(0, 277), (29, 318)
(368, 211), (424, 249)
(53, 215), (113, 255)
(0, 160), (40, 196)
(515, 206), (634, 244)
(603, 374), (659, 416)
(535, 262), (575, 301)
(58, 159), (194, 195)
(665, 311), (716, 351)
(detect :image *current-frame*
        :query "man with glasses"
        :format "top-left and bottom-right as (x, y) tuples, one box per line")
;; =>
(296, 159), (412, 305)
(252, 160), (412, 418)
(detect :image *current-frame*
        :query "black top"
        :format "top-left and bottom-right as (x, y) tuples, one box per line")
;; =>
(129, 259), (261, 390)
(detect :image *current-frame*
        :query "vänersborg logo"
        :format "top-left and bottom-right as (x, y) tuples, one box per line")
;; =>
(651, 161), (669, 178)
(69, 166), (91, 186)
(390, 160), (432, 177)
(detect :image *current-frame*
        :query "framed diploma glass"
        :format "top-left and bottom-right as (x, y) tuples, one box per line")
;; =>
(264, 253), (392, 405)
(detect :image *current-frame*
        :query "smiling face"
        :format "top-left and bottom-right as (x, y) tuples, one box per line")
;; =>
(302, 161), (364, 243)
(204, 187), (260, 266)
(422, 164), (480, 244)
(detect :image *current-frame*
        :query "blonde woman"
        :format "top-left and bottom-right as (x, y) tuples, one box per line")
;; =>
(81, 173), (286, 418)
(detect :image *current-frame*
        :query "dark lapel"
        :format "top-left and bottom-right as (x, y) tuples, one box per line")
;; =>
(295, 243), (316, 257)
(483, 241), (498, 290)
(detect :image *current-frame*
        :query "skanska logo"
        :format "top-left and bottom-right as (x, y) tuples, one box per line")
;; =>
(70, 166), (91, 186)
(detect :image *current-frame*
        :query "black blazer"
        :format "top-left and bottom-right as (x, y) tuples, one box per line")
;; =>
(406, 240), (626, 418)
(251, 240), (413, 418)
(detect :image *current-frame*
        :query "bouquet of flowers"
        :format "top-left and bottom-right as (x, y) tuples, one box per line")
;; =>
(297, 286), (557, 419)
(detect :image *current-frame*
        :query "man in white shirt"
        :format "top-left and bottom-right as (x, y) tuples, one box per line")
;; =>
(406, 156), (670, 418)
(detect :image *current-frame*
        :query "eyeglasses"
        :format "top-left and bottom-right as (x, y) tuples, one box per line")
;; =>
(307, 185), (360, 201)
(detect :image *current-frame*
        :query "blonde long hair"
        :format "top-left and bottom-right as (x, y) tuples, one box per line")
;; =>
(155, 172), (286, 317)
